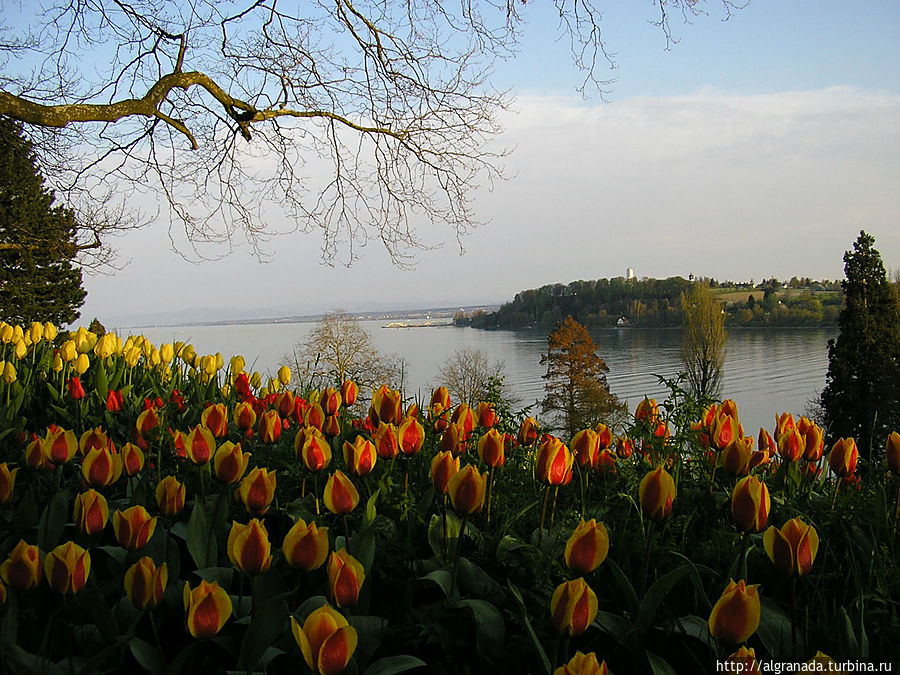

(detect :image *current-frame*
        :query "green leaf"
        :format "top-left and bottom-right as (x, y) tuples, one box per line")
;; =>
(348, 615), (387, 668)
(186, 498), (217, 569)
(192, 566), (234, 589)
(427, 512), (460, 564)
(607, 559), (640, 619)
(417, 570), (452, 598)
(456, 557), (505, 604)
(95, 358), (108, 400)
(757, 596), (793, 660)
(456, 599), (505, 666)
(13, 485), (40, 532)
(361, 655), (428, 675)
(507, 581), (551, 675)
(36, 487), (70, 551)
(238, 597), (288, 671)
(295, 595), (328, 618)
(129, 637), (167, 674)
(839, 607), (859, 656)
(646, 651), (679, 675)
(592, 610), (634, 644)
(668, 615), (713, 647)
(635, 564), (693, 636)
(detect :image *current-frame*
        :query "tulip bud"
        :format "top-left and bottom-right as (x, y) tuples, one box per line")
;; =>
(801, 422), (824, 462)
(81, 445), (123, 488)
(448, 464), (487, 516)
(440, 422), (466, 457)
(201, 403), (229, 438)
(45, 541), (91, 594)
(713, 414), (738, 451)
(724, 647), (761, 674)
(777, 427), (803, 463)
(227, 519), (272, 575)
(73, 489), (109, 536)
(774, 412), (795, 441)
(73, 352), (90, 375)
(398, 416), (425, 456)
(322, 414), (340, 438)
(214, 441), (250, 484)
(258, 410), (283, 444)
(431, 451), (460, 495)
(321, 387), (342, 416)
(828, 437), (858, 478)
(238, 467), (277, 515)
(887, 431), (900, 476)
(277, 364), (291, 386)
(113, 505), (158, 550)
(299, 428), (332, 472)
(554, 652), (608, 675)
(13, 339), (26, 360)
(635, 398), (659, 422)
(708, 579), (761, 645)
(183, 580), (232, 638)
(323, 471), (360, 515)
(477, 428), (506, 468)
(763, 517), (819, 576)
(0, 463), (19, 504)
(476, 401), (496, 429)
(570, 429), (600, 469)
(429, 386), (452, 421)
(615, 436), (634, 459)
(290, 604), (358, 675)
(550, 578), (598, 636)
(282, 517), (329, 571)
(67, 375), (85, 400)
(25, 436), (51, 470)
(42, 427), (77, 465)
(342, 436), (377, 477)
(535, 436), (573, 486)
(155, 476), (186, 517)
(185, 425), (216, 466)
(341, 380), (359, 407)
(370, 385), (402, 426)
(327, 548), (366, 608)
(121, 443), (145, 476)
(451, 404), (476, 439)
(758, 427), (776, 455)
(124, 557), (168, 609)
(373, 422), (399, 459)
(639, 466), (676, 521)
(234, 401), (257, 432)
(731, 476), (770, 533)
(518, 417), (539, 446)
(722, 437), (752, 477)
(1, 540), (42, 590)
(564, 519), (609, 574)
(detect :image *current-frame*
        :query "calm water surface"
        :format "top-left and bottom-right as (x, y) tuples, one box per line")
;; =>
(133, 321), (836, 436)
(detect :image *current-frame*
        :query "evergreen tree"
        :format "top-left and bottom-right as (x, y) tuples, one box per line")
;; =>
(0, 118), (86, 326)
(820, 231), (900, 459)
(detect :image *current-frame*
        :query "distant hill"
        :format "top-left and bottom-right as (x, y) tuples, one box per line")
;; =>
(455, 276), (842, 330)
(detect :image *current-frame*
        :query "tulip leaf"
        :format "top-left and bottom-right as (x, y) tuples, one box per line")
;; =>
(592, 610), (635, 644)
(507, 581), (552, 675)
(361, 655), (428, 675)
(645, 651), (678, 675)
(607, 559), (640, 619)
(635, 564), (693, 637)
(13, 485), (40, 532)
(36, 487), (70, 551)
(186, 498), (217, 569)
(295, 594), (329, 618)
(668, 614), (713, 648)
(455, 599), (505, 666)
(2, 644), (65, 675)
(46, 381), (60, 402)
(457, 557), (505, 605)
(757, 596), (794, 659)
(417, 569), (453, 598)
(427, 513), (460, 564)
(839, 606), (860, 656)
(348, 615), (387, 668)
(193, 566), (234, 589)
(237, 596), (288, 671)
(95, 359), (108, 400)
(129, 638), (166, 675)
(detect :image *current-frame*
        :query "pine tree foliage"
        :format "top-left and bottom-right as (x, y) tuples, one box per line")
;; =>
(0, 118), (86, 326)
(541, 316), (626, 438)
(820, 231), (900, 459)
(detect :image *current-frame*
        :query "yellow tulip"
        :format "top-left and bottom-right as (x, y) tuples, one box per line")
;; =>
(74, 353), (90, 375)
(60, 339), (77, 362)
(159, 343), (174, 363)
(13, 339), (26, 360)
(278, 364), (291, 385)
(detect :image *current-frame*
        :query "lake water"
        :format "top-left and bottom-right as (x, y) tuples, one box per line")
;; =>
(133, 320), (837, 437)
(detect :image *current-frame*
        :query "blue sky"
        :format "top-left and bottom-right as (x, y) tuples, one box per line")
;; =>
(69, 1), (900, 326)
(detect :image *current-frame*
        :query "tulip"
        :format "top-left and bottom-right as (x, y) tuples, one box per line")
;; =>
(67, 375), (85, 399)
(1, 540), (42, 590)
(300, 428), (333, 472)
(227, 519), (273, 575)
(185, 424), (216, 465)
(722, 437), (752, 477)
(774, 412), (795, 441)
(553, 652), (608, 675)
(430, 451), (460, 495)
(201, 403), (229, 438)
(440, 422), (466, 457)
(79, 427), (110, 457)
(43, 322), (58, 341)
(0, 463), (19, 504)
(615, 436), (634, 459)
(113, 505), (158, 550)
(290, 604), (358, 675)
(234, 401), (257, 432)
(451, 404), (476, 438)
(398, 416), (425, 456)
(327, 548), (366, 608)
(121, 442), (146, 476)
(777, 427), (804, 463)
(801, 422), (824, 462)
(724, 647), (761, 674)
(304, 402), (326, 431)
(258, 410), (283, 443)
(238, 467), (277, 515)
(282, 517), (330, 571)
(373, 422), (399, 459)
(448, 464), (487, 516)
(73, 352), (90, 374)
(13, 339), (27, 360)
(155, 476), (186, 517)
(518, 416), (539, 446)
(51, 352), (63, 373)
(708, 579), (761, 645)
(135, 407), (159, 442)
(277, 364), (291, 386)
(25, 436), (51, 470)
(476, 401), (496, 428)
(564, 519), (610, 574)
(321, 387), (342, 416)
(44, 541), (91, 594)
(323, 414), (340, 438)
(535, 436), (573, 486)
(323, 471), (360, 515)
(758, 427), (776, 455)
(731, 476), (770, 533)
(886, 431), (900, 476)
(550, 578), (598, 636)
(570, 429), (600, 469)
(828, 437), (858, 477)
(370, 385), (402, 425)
(342, 436), (377, 476)
(594, 423), (613, 450)
(105, 389), (124, 413)
(639, 466), (676, 521)
(763, 517), (819, 576)
(81, 445), (123, 488)
(713, 414), (739, 451)
(429, 386), (452, 421)
(183, 580), (233, 638)
(124, 557), (168, 609)
(42, 427), (77, 465)
(73, 489), (109, 536)
(635, 398), (659, 422)
(341, 380), (359, 407)
(477, 428), (505, 468)
(214, 441), (250, 484)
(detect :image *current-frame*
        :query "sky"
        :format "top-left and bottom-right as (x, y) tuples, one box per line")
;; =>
(66, 1), (900, 327)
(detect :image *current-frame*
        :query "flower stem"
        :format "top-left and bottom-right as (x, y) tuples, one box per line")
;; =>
(538, 485), (550, 548)
(450, 516), (467, 596)
(639, 520), (656, 596)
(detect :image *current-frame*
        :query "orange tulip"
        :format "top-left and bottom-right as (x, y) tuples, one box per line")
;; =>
(323, 414), (340, 438)
(758, 427), (776, 455)
(81, 445), (123, 488)
(238, 467), (277, 515)
(327, 548), (366, 608)
(304, 403), (326, 431)
(430, 451), (460, 495)
(535, 436), (573, 486)
(476, 401), (496, 428)
(713, 414), (739, 451)
(429, 386), (452, 422)
(615, 436), (634, 459)
(258, 409), (282, 443)
(121, 442), (145, 476)
(282, 517), (329, 571)
(398, 416), (425, 456)
(73, 489), (109, 536)
(290, 604), (358, 675)
(183, 579), (232, 638)
(777, 427), (803, 463)
(321, 387), (342, 416)
(448, 464), (487, 516)
(635, 398), (659, 422)
(42, 427), (77, 465)
(340, 380), (359, 407)
(201, 403), (229, 438)
(44, 541), (91, 594)
(373, 422), (399, 459)
(370, 385), (402, 425)
(887, 431), (900, 476)
(477, 428), (506, 468)
(564, 519), (609, 574)
(594, 423), (613, 450)
(570, 429), (600, 469)
(708, 579), (761, 645)
(342, 436), (377, 476)
(639, 466), (676, 521)
(828, 437), (858, 477)
(185, 424), (216, 465)
(763, 517), (819, 576)
(550, 578), (597, 636)
(722, 437), (752, 477)
(553, 652), (608, 675)
(227, 519), (272, 575)
(124, 557), (167, 609)
(323, 470), (359, 515)
(155, 475), (186, 517)
(234, 401), (257, 432)
(774, 412), (795, 442)
(135, 407), (160, 442)
(1, 540), (41, 590)
(518, 417), (539, 446)
(451, 404), (476, 438)
(440, 422), (467, 457)
(113, 505), (158, 550)
(724, 647), (761, 674)
(731, 476), (770, 533)
(25, 436), (51, 470)
(0, 462), (19, 503)
(276, 391), (296, 419)
(300, 428), (333, 472)
(213, 441), (251, 484)
(78, 427), (110, 457)
(801, 421), (824, 462)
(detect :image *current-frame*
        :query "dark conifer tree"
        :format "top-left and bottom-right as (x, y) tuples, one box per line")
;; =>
(820, 231), (900, 459)
(0, 118), (86, 326)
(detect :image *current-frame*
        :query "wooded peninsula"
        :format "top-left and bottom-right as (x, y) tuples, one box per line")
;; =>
(455, 276), (842, 329)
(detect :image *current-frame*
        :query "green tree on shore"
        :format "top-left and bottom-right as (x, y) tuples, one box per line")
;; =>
(680, 282), (727, 399)
(0, 119), (85, 325)
(820, 231), (900, 459)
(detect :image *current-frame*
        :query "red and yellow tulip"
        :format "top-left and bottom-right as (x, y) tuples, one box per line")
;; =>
(227, 519), (272, 575)
(321, 387), (342, 417)
(44, 541), (91, 594)
(398, 416), (425, 456)
(448, 464), (487, 516)
(73, 489), (109, 536)
(323, 471), (359, 515)
(213, 441), (250, 484)
(477, 428), (506, 468)
(300, 428), (333, 472)
(564, 519), (609, 574)
(290, 604), (358, 675)
(185, 424), (216, 465)
(550, 578), (598, 636)
(201, 403), (229, 438)
(535, 436), (573, 486)
(373, 422), (399, 459)
(327, 548), (365, 608)
(828, 437), (858, 477)
(113, 505), (158, 550)
(121, 442), (145, 476)
(282, 517), (329, 571)
(155, 476), (186, 517)
(341, 380), (359, 407)
(708, 579), (761, 645)
(124, 557), (167, 609)
(183, 580), (232, 638)
(258, 409), (282, 444)
(1, 540), (42, 590)
(639, 466), (676, 521)
(42, 427), (77, 465)
(370, 385), (402, 426)
(342, 436), (377, 476)
(731, 476), (770, 533)
(763, 517), (819, 576)
(0, 462), (19, 503)
(81, 445), (123, 488)
(553, 652), (608, 675)
(238, 467), (277, 515)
